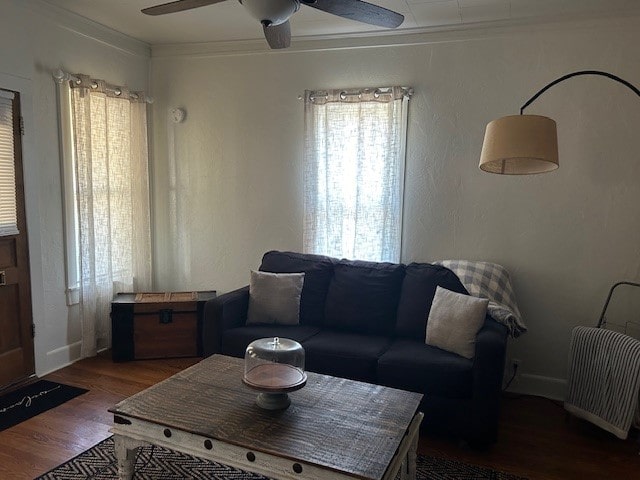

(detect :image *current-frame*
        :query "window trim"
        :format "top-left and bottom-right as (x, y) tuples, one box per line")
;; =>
(56, 81), (80, 305)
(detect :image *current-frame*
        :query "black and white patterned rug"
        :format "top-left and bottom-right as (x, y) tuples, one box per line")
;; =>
(36, 436), (526, 480)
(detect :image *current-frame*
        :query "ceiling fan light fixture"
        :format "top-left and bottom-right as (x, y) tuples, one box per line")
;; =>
(142, 0), (405, 49)
(240, 0), (300, 26)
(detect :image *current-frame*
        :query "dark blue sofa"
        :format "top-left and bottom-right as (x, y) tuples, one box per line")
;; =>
(202, 250), (508, 445)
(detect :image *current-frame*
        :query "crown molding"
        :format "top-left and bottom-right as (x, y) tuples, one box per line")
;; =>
(151, 10), (640, 58)
(31, 0), (151, 58)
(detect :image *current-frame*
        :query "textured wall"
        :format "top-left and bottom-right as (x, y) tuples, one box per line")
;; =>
(0, 0), (150, 375)
(150, 15), (640, 397)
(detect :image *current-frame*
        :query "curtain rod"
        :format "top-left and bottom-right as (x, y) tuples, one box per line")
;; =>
(298, 86), (414, 101)
(52, 69), (154, 104)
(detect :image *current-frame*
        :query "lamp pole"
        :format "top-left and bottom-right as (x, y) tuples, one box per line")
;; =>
(519, 70), (640, 115)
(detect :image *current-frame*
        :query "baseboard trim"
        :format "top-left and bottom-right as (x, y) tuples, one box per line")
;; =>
(40, 344), (111, 377)
(507, 373), (567, 401)
(41, 341), (83, 377)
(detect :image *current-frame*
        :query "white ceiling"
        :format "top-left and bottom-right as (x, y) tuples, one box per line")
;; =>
(42, 0), (639, 46)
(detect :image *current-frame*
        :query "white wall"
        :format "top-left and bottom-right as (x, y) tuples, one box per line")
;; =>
(150, 15), (640, 399)
(0, 0), (150, 376)
(2, 1), (637, 398)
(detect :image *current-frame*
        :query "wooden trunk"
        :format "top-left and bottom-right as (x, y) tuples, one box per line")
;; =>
(111, 291), (216, 362)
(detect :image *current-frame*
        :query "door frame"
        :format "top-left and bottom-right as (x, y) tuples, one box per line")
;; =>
(0, 73), (46, 377)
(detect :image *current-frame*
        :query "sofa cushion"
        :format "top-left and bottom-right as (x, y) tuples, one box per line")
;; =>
(246, 270), (305, 325)
(260, 251), (335, 326)
(395, 263), (468, 340)
(377, 339), (474, 398)
(425, 286), (488, 359)
(221, 325), (321, 358)
(324, 260), (405, 336)
(302, 330), (393, 383)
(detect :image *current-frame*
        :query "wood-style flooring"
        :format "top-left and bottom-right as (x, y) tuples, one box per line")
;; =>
(0, 352), (639, 479)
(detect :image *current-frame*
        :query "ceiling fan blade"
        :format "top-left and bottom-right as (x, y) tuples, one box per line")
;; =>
(301, 0), (404, 28)
(142, 0), (228, 16)
(263, 20), (291, 49)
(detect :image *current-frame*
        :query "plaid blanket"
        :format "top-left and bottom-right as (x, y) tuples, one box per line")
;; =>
(434, 260), (527, 337)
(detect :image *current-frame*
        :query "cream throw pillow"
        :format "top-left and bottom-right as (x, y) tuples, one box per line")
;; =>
(425, 286), (489, 359)
(246, 270), (305, 325)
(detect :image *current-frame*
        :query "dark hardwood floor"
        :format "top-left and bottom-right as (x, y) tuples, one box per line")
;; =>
(0, 352), (639, 479)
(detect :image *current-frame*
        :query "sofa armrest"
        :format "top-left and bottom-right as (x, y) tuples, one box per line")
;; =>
(202, 286), (250, 357)
(470, 316), (508, 444)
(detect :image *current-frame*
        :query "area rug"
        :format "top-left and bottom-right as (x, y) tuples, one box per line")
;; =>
(36, 436), (526, 480)
(0, 380), (87, 432)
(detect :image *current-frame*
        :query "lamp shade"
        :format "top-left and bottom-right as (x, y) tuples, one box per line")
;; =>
(479, 114), (559, 174)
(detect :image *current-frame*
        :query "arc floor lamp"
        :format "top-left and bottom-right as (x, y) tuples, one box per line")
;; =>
(479, 70), (640, 175)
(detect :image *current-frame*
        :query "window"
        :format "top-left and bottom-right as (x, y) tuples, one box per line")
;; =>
(303, 87), (411, 262)
(56, 72), (152, 357)
(0, 89), (19, 237)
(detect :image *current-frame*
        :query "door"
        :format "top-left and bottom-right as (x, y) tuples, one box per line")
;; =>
(0, 89), (34, 388)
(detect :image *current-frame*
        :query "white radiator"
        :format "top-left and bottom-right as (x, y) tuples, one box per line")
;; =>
(564, 326), (640, 439)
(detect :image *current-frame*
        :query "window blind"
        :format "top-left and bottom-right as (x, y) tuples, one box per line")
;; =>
(0, 89), (19, 237)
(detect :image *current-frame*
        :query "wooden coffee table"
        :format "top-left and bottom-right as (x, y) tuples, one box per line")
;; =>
(109, 354), (423, 480)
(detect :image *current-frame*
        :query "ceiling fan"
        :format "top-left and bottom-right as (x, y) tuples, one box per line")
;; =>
(141, 0), (405, 49)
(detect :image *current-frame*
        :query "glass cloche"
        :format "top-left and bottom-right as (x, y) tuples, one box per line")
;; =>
(243, 337), (306, 410)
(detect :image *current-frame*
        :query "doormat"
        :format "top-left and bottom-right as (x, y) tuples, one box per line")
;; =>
(36, 436), (527, 480)
(0, 380), (88, 432)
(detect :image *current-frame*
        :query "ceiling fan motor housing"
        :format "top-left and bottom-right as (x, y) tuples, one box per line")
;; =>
(239, 0), (300, 26)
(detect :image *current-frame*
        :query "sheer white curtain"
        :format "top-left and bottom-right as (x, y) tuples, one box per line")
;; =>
(303, 87), (410, 263)
(70, 76), (152, 357)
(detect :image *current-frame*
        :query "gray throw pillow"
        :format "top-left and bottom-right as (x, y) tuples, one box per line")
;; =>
(425, 286), (489, 359)
(246, 270), (305, 325)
